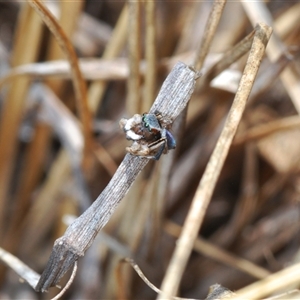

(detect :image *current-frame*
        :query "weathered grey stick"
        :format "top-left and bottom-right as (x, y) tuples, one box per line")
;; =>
(35, 62), (198, 292)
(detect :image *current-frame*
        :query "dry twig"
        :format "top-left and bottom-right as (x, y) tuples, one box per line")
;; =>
(27, 0), (92, 153)
(35, 62), (199, 292)
(158, 23), (272, 299)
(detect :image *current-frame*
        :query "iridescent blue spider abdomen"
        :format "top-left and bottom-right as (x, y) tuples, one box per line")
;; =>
(166, 130), (176, 149)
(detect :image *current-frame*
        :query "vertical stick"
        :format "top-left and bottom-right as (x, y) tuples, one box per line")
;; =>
(193, 0), (227, 70)
(88, 4), (128, 113)
(0, 3), (43, 238)
(27, 0), (92, 158)
(241, 1), (300, 116)
(127, 0), (142, 114)
(157, 23), (272, 299)
(143, 0), (156, 112)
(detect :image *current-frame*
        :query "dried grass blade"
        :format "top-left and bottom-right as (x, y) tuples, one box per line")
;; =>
(143, 0), (156, 112)
(27, 0), (92, 153)
(88, 4), (128, 112)
(241, 1), (300, 114)
(230, 262), (300, 300)
(193, 0), (227, 70)
(157, 23), (272, 299)
(165, 221), (270, 280)
(127, 0), (142, 114)
(0, 3), (43, 237)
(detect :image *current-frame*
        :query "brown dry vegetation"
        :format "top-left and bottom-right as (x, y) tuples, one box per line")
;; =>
(0, 1), (300, 299)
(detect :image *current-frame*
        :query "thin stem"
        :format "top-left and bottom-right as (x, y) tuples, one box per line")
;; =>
(199, 28), (255, 89)
(234, 115), (300, 145)
(230, 262), (300, 300)
(27, 0), (92, 155)
(157, 23), (272, 299)
(127, 0), (142, 115)
(143, 0), (156, 112)
(241, 1), (300, 114)
(0, 3), (43, 238)
(193, 0), (227, 70)
(88, 4), (128, 113)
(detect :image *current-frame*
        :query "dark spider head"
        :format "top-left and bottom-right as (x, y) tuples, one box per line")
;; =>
(141, 113), (162, 141)
(142, 113), (161, 132)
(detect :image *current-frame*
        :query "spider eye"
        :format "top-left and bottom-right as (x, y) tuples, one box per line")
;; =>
(142, 116), (151, 130)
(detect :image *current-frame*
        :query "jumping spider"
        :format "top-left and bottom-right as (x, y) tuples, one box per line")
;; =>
(119, 112), (176, 160)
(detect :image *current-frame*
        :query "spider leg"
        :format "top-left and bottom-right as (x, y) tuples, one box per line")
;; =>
(147, 128), (169, 160)
(147, 138), (166, 160)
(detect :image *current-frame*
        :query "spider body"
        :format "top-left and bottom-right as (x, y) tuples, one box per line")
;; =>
(141, 113), (162, 142)
(120, 112), (176, 160)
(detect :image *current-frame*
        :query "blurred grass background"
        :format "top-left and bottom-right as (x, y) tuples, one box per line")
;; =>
(0, 1), (300, 299)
